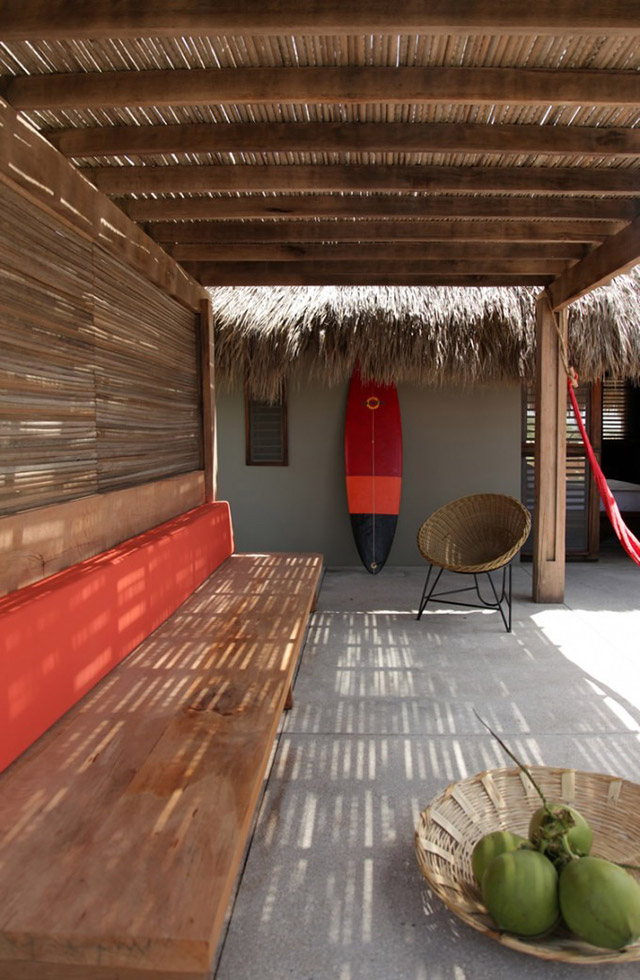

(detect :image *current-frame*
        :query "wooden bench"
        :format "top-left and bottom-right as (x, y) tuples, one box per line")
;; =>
(0, 508), (323, 979)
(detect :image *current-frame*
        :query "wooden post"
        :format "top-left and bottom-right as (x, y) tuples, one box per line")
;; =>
(200, 297), (216, 502)
(533, 293), (567, 602)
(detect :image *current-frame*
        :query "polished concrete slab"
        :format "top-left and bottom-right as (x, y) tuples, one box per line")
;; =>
(214, 554), (640, 980)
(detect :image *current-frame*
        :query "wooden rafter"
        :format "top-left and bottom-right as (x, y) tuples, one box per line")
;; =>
(167, 241), (588, 262)
(548, 216), (640, 309)
(123, 195), (639, 223)
(148, 219), (616, 245)
(49, 121), (640, 159)
(2, 1), (638, 39)
(185, 257), (564, 283)
(90, 164), (637, 196)
(186, 264), (553, 287)
(0, 7), (637, 300)
(6, 67), (639, 110)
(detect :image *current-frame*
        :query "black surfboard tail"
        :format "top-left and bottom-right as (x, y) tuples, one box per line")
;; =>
(349, 513), (398, 575)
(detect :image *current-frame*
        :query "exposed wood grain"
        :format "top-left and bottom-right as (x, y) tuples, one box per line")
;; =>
(123, 195), (640, 223)
(151, 218), (616, 246)
(1, 2), (637, 39)
(547, 216), (640, 309)
(91, 163), (638, 196)
(0, 551), (323, 979)
(0, 97), (205, 312)
(0, 472), (205, 597)
(169, 241), (587, 262)
(48, 121), (640, 159)
(532, 296), (567, 603)
(185, 256), (568, 281)
(9, 67), (639, 110)
(189, 265), (553, 287)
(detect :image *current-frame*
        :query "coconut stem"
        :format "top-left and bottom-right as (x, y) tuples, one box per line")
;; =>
(474, 711), (549, 807)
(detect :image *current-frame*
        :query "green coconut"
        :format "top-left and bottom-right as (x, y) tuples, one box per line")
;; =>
(482, 848), (559, 937)
(529, 800), (593, 862)
(559, 857), (640, 950)
(471, 830), (529, 885)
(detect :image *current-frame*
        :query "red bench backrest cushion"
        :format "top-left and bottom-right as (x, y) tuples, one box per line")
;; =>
(0, 502), (233, 772)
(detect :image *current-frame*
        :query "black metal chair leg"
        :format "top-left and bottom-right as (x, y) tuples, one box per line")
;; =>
(483, 563), (513, 632)
(416, 564), (443, 620)
(417, 562), (514, 631)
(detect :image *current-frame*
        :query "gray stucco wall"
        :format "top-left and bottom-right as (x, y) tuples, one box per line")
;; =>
(216, 380), (522, 567)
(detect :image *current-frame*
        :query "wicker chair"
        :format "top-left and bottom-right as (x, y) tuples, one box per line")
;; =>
(416, 493), (532, 632)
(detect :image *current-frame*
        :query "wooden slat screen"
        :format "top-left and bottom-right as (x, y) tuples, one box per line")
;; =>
(245, 387), (288, 466)
(0, 184), (98, 514)
(521, 382), (595, 557)
(93, 252), (202, 492)
(0, 182), (202, 516)
(602, 379), (629, 441)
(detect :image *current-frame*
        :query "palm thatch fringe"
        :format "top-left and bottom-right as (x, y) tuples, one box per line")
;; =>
(209, 272), (639, 402)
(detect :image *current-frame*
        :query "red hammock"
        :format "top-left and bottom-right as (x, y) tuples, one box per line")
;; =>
(567, 377), (640, 565)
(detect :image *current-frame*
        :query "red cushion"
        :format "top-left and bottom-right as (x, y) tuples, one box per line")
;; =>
(0, 502), (233, 772)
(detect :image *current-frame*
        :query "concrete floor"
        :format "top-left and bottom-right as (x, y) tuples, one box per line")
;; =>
(214, 551), (640, 980)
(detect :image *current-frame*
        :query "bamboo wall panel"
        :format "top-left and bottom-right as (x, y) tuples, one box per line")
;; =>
(93, 251), (203, 492)
(0, 183), (98, 514)
(1, 178), (203, 517)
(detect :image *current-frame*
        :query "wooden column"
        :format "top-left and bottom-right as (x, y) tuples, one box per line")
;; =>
(533, 293), (567, 602)
(200, 297), (217, 502)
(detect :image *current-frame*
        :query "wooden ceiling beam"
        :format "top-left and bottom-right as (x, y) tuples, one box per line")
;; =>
(187, 264), (553, 287)
(122, 195), (639, 223)
(149, 218), (615, 245)
(6, 67), (639, 111)
(547, 216), (640, 309)
(168, 241), (587, 263)
(184, 257), (566, 282)
(49, 121), (640, 159)
(2, 2), (638, 40)
(91, 163), (638, 196)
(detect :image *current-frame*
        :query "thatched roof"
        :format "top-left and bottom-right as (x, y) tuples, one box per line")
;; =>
(210, 272), (640, 400)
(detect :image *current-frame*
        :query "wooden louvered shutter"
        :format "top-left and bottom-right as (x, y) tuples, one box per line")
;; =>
(245, 388), (288, 466)
(521, 382), (601, 558)
(602, 380), (629, 442)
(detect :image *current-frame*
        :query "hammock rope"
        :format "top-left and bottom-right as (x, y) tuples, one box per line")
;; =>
(544, 293), (640, 565)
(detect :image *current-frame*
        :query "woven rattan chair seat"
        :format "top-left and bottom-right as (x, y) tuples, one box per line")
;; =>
(417, 493), (532, 575)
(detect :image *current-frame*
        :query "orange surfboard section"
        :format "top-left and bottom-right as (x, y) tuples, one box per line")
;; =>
(345, 475), (402, 514)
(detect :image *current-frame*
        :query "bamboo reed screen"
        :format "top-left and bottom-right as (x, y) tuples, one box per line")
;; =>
(0, 182), (202, 515)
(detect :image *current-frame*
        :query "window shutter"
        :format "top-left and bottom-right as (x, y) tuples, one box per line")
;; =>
(602, 379), (629, 441)
(521, 382), (596, 557)
(245, 390), (288, 466)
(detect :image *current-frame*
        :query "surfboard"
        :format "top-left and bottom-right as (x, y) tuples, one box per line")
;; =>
(344, 366), (402, 574)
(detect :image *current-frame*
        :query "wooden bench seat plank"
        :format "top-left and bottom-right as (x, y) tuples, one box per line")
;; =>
(0, 552), (323, 979)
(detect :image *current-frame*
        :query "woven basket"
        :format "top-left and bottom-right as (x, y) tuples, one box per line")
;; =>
(415, 766), (640, 964)
(417, 493), (532, 574)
